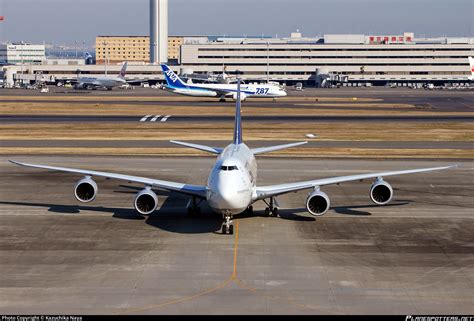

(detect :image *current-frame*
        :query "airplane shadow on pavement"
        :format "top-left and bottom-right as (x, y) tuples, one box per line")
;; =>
(332, 200), (412, 216)
(0, 197), (413, 234)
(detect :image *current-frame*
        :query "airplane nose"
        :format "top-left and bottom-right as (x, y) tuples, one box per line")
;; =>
(217, 188), (241, 209)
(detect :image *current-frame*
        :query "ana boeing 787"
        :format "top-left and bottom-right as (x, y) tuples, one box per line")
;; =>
(160, 64), (287, 101)
(10, 81), (457, 234)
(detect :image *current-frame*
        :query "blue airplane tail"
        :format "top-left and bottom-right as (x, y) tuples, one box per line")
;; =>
(160, 64), (187, 88)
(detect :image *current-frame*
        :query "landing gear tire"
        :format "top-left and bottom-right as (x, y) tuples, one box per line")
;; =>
(246, 205), (254, 215)
(221, 223), (234, 235)
(264, 197), (279, 217)
(272, 207), (279, 217)
(264, 207), (279, 217)
(264, 207), (271, 217)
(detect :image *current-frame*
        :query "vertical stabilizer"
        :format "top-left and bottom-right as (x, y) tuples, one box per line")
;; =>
(160, 64), (187, 88)
(118, 62), (128, 79)
(233, 80), (243, 145)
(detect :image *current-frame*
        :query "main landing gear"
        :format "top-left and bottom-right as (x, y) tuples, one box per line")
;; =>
(221, 212), (234, 235)
(263, 197), (279, 217)
(219, 96), (226, 102)
(187, 197), (202, 216)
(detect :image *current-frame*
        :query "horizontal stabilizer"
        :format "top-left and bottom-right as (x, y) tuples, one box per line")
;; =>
(251, 141), (308, 155)
(170, 140), (223, 154)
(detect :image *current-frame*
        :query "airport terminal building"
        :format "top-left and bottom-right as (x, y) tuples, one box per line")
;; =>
(2, 32), (473, 87)
(0, 43), (45, 64)
(180, 32), (474, 86)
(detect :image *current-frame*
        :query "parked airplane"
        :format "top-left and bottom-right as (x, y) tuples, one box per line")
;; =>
(76, 62), (128, 90)
(468, 57), (474, 81)
(160, 64), (287, 101)
(10, 81), (457, 234)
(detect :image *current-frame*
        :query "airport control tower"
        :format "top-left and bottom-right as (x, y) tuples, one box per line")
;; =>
(150, 0), (168, 64)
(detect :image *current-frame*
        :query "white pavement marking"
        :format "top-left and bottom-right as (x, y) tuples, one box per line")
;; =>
(140, 115), (152, 122)
(150, 115), (162, 122)
(161, 115), (171, 122)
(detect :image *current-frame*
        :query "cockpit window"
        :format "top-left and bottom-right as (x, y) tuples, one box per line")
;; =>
(220, 165), (238, 171)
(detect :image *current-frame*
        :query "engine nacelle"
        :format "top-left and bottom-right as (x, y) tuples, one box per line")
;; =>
(370, 179), (393, 205)
(306, 190), (330, 216)
(134, 188), (158, 216)
(74, 177), (98, 203)
(232, 92), (247, 101)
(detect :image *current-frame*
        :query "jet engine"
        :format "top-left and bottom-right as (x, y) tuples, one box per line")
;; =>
(74, 177), (97, 203)
(306, 190), (330, 216)
(370, 178), (393, 205)
(134, 188), (158, 216)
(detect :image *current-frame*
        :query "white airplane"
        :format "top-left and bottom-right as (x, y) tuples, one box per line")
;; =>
(10, 81), (457, 235)
(76, 62), (128, 90)
(160, 64), (287, 101)
(469, 57), (474, 81)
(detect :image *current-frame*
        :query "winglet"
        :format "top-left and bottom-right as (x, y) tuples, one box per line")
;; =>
(233, 79), (243, 145)
(9, 160), (23, 166)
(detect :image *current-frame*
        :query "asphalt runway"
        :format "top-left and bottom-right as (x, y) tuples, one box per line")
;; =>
(0, 156), (473, 314)
(2, 114), (474, 123)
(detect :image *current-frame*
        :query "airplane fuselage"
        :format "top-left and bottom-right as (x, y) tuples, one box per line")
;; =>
(206, 143), (257, 215)
(78, 76), (126, 89)
(165, 82), (287, 99)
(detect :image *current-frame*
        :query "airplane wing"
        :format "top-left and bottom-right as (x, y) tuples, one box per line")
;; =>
(251, 142), (308, 155)
(213, 88), (255, 97)
(9, 160), (208, 198)
(254, 165), (458, 200)
(125, 78), (152, 84)
(170, 140), (223, 155)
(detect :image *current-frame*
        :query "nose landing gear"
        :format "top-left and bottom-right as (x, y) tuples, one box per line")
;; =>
(221, 212), (234, 235)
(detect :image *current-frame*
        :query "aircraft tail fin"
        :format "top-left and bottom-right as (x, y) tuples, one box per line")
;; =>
(160, 64), (187, 88)
(118, 62), (128, 79)
(233, 79), (243, 145)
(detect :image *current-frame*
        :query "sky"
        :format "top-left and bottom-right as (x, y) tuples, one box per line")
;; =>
(0, 0), (472, 46)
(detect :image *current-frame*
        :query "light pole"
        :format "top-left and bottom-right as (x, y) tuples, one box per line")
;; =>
(266, 41), (270, 83)
(103, 40), (108, 76)
(20, 41), (24, 85)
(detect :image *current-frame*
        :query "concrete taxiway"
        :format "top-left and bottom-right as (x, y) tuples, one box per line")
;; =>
(0, 156), (473, 314)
